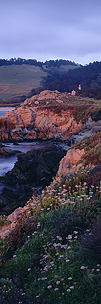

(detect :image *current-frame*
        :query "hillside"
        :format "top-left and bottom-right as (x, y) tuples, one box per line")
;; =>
(0, 89), (100, 217)
(0, 59), (101, 106)
(0, 59), (79, 106)
(0, 87), (101, 303)
(0, 129), (101, 303)
(0, 64), (47, 106)
(42, 61), (101, 99)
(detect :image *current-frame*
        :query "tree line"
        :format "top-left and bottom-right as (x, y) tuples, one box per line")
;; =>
(0, 58), (80, 67)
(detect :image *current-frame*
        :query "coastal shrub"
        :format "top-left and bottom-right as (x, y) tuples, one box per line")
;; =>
(1, 226), (101, 303)
(70, 131), (101, 172)
(54, 166), (101, 193)
(0, 214), (38, 261)
(0, 216), (11, 227)
(0, 281), (34, 303)
(91, 109), (101, 121)
(0, 181), (101, 303)
(80, 221), (101, 263)
(73, 130), (101, 156)
(0, 182), (100, 260)
(32, 95), (101, 123)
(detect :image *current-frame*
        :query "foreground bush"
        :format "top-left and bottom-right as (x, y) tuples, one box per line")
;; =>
(80, 221), (101, 262)
(0, 182), (101, 303)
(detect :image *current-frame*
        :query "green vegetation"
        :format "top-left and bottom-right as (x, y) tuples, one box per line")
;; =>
(0, 64), (48, 106)
(0, 174), (101, 303)
(0, 59), (78, 106)
(32, 93), (101, 123)
(53, 130), (101, 194)
(72, 130), (101, 166)
(0, 59), (101, 106)
(0, 216), (11, 228)
(0, 127), (101, 303)
(43, 61), (101, 99)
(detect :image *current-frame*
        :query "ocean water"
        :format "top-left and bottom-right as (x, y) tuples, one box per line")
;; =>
(0, 141), (52, 177)
(0, 140), (69, 194)
(0, 139), (65, 173)
(3, 140), (59, 153)
(0, 154), (17, 194)
(0, 108), (15, 116)
(0, 110), (9, 116)
(0, 155), (17, 177)
(0, 106), (69, 195)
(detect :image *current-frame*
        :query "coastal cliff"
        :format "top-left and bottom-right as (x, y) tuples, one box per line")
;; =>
(0, 90), (83, 141)
(0, 90), (101, 218)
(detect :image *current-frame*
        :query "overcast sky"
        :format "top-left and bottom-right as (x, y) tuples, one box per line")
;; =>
(0, 0), (101, 65)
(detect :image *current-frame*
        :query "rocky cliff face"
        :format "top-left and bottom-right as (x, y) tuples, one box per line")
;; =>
(0, 143), (19, 157)
(0, 144), (66, 215)
(57, 148), (84, 177)
(0, 90), (82, 142)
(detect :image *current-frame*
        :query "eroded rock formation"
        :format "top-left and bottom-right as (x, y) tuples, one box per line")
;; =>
(0, 144), (66, 215)
(56, 148), (84, 177)
(0, 143), (19, 157)
(0, 90), (82, 142)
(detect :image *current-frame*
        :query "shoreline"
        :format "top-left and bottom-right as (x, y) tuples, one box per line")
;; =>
(0, 107), (15, 110)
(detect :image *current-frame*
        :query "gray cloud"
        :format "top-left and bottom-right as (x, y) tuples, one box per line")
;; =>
(0, 0), (101, 64)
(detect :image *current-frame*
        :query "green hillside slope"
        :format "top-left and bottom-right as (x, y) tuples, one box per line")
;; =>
(0, 59), (80, 106)
(0, 64), (47, 106)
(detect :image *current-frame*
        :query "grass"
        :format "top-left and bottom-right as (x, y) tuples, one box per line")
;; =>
(0, 64), (47, 105)
(72, 130), (101, 167)
(0, 216), (11, 228)
(0, 63), (78, 106)
(0, 181), (101, 303)
(53, 132), (101, 194)
(1, 79), (101, 125)
(0, 129), (101, 303)
(26, 93), (101, 123)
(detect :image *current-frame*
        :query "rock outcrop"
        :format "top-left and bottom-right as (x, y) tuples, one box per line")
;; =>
(4, 144), (66, 187)
(0, 147), (85, 239)
(56, 148), (84, 177)
(7, 207), (23, 222)
(0, 207), (24, 239)
(0, 144), (66, 215)
(0, 90), (82, 142)
(0, 143), (19, 157)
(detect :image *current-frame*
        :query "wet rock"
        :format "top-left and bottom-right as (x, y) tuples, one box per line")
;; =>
(0, 186), (32, 216)
(0, 146), (20, 157)
(0, 144), (66, 215)
(3, 144), (65, 187)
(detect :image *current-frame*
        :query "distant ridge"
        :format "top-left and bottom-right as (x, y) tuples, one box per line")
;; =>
(0, 58), (80, 67)
(0, 59), (80, 106)
(0, 59), (101, 105)
(42, 61), (101, 100)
